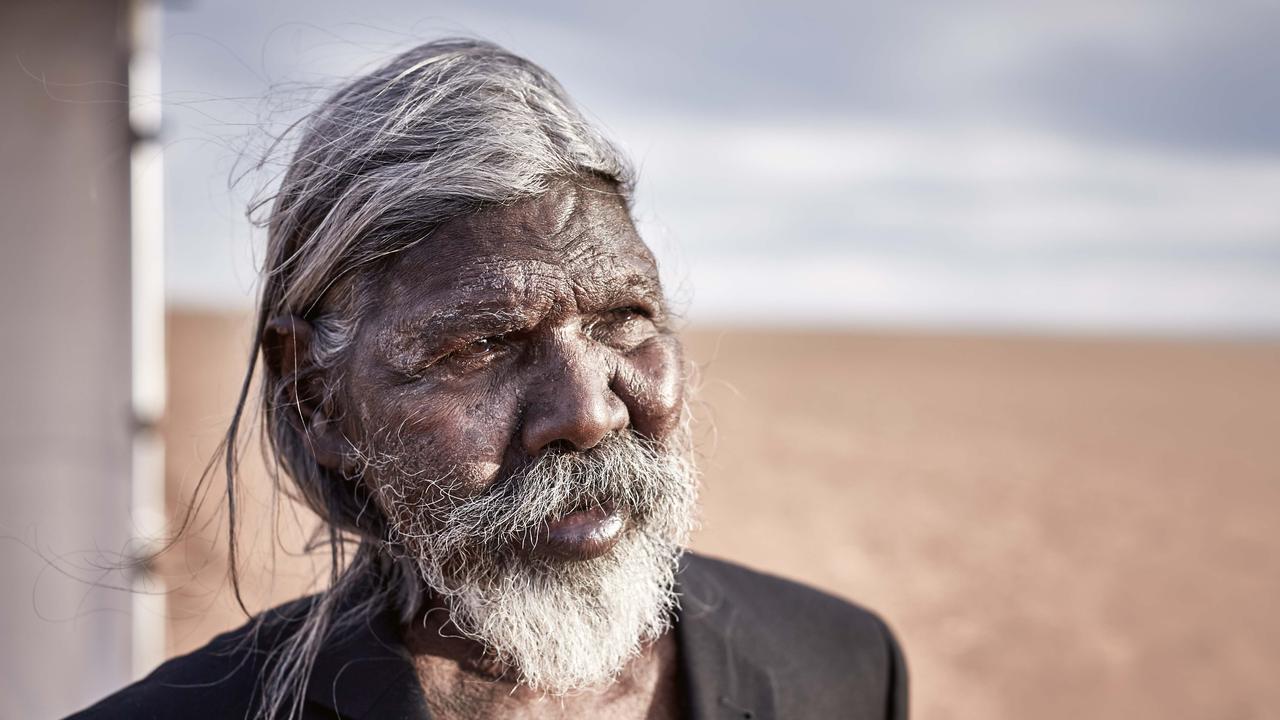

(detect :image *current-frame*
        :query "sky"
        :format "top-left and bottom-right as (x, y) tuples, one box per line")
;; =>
(160, 0), (1280, 335)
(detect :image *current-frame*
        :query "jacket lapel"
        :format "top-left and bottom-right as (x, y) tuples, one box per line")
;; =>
(676, 554), (779, 720)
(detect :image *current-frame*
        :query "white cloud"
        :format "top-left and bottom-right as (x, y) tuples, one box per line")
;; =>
(624, 118), (1280, 249)
(670, 252), (1280, 335)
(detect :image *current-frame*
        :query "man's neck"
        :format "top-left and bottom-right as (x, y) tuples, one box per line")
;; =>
(401, 603), (683, 720)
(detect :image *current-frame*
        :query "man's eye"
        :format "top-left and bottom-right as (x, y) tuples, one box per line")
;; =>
(609, 307), (649, 323)
(591, 306), (657, 347)
(448, 336), (508, 365)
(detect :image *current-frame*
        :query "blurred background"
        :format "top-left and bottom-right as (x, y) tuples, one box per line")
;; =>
(3, 0), (1279, 718)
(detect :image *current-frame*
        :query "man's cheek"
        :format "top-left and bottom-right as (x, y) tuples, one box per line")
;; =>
(410, 385), (522, 492)
(618, 337), (685, 441)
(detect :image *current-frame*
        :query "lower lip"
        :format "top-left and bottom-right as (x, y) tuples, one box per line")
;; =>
(532, 503), (627, 561)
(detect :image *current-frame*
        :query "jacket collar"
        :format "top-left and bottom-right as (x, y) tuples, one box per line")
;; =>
(302, 552), (777, 720)
(304, 602), (429, 719)
(675, 553), (779, 720)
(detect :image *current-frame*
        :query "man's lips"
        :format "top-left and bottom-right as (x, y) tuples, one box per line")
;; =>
(529, 501), (627, 562)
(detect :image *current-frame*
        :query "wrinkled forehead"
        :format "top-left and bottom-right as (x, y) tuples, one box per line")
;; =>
(370, 180), (661, 318)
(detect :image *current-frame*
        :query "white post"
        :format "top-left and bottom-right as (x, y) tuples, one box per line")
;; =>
(127, 0), (168, 681)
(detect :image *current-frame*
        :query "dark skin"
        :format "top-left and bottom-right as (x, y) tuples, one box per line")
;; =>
(263, 178), (686, 720)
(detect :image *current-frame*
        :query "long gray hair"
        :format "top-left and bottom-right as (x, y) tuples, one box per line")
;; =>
(210, 38), (635, 720)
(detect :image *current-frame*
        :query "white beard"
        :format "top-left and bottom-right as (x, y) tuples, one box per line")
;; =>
(444, 528), (684, 693)
(370, 430), (699, 693)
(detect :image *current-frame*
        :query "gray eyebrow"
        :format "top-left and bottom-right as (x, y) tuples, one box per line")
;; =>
(382, 304), (532, 348)
(594, 272), (665, 306)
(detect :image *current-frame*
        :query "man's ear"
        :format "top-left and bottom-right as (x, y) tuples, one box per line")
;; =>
(262, 314), (352, 473)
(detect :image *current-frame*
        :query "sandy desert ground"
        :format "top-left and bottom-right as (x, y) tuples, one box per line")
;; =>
(161, 311), (1280, 720)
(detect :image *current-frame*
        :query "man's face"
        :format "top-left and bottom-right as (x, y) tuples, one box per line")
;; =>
(329, 178), (697, 692)
(340, 176), (687, 544)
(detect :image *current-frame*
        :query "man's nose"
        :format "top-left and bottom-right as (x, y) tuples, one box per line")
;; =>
(521, 344), (629, 455)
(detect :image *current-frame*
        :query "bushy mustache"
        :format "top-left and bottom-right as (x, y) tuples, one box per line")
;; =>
(368, 430), (697, 572)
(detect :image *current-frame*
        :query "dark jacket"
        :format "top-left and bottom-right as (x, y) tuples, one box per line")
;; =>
(67, 553), (907, 719)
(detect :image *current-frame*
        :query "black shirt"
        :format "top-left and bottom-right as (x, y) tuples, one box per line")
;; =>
(67, 553), (907, 719)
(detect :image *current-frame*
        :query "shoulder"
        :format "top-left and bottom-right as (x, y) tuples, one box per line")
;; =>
(681, 552), (900, 648)
(679, 553), (908, 717)
(63, 598), (316, 720)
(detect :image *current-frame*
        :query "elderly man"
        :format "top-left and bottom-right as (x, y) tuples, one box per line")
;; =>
(70, 39), (906, 720)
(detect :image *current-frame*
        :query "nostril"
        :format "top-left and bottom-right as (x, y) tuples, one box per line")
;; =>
(541, 439), (577, 455)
